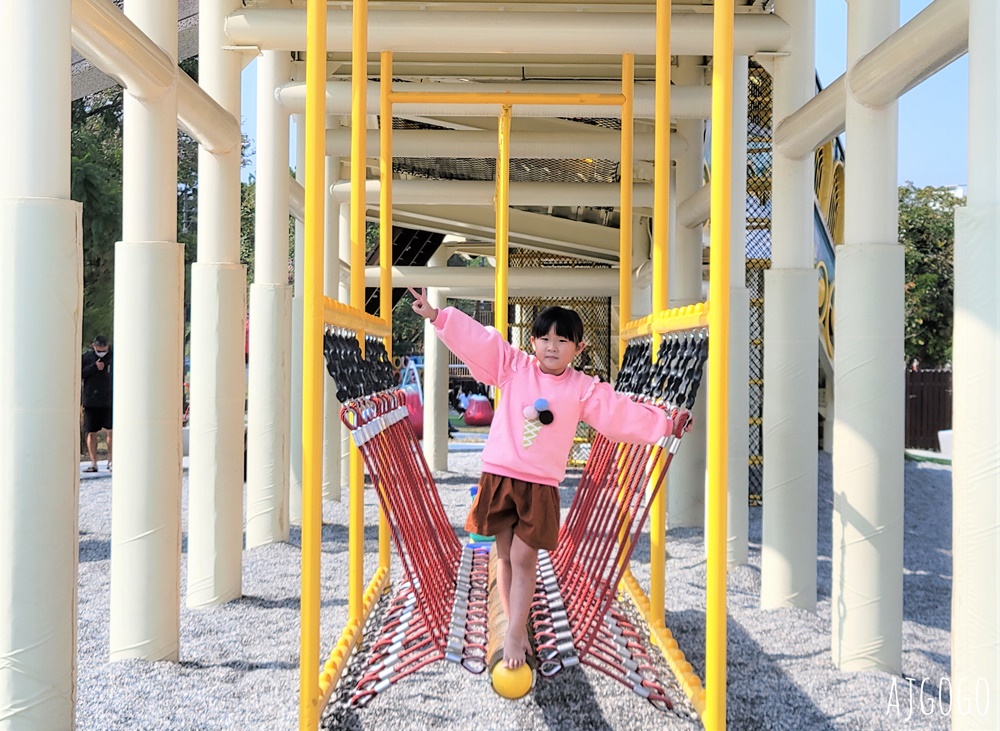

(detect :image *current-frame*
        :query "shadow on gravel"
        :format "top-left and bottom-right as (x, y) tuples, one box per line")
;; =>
(667, 608), (838, 730)
(533, 664), (614, 730)
(814, 455), (953, 632)
(239, 594), (302, 611)
(901, 463), (952, 632)
(179, 658), (298, 672)
(288, 523), (382, 552)
(433, 473), (478, 487)
(79, 538), (110, 563)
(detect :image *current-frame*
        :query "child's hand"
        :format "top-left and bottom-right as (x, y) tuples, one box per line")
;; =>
(407, 287), (438, 322)
(671, 407), (694, 438)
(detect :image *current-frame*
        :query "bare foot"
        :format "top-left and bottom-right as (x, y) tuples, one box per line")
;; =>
(502, 630), (532, 670)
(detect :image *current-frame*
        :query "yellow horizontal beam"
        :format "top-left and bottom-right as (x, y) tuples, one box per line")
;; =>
(621, 302), (710, 341)
(317, 565), (390, 707)
(620, 313), (655, 339)
(323, 296), (391, 339)
(388, 90), (625, 107)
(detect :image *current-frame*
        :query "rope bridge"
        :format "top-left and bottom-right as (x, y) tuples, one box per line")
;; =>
(322, 328), (707, 712)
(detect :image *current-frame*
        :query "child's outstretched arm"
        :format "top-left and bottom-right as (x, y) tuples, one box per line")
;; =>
(406, 287), (523, 387)
(579, 379), (683, 445)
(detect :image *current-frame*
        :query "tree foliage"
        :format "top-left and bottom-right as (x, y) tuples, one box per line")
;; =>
(390, 250), (485, 356)
(240, 177), (256, 283)
(72, 88), (124, 344)
(72, 56), (253, 346)
(898, 183), (962, 368)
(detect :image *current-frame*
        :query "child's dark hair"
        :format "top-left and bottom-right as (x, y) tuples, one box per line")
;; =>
(531, 306), (585, 344)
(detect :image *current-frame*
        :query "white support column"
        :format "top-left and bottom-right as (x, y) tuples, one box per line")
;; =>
(952, 2), (1000, 727)
(322, 145), (343, 501)
(424, 248), (450, 470)
(109, 0), (184, 662)
(761, 0), (818, 609)
(246, 50), (293, 548)
(832, 0), (902, 672)
(668, 55), (708, 529)
(630, 219), (653, 323)
(187, 0), (247, 608)
(614, 217), (652, 381)
(338, 201), (352, 492)
(289, 114), (306, 524)
(727, 56), (751, 567)
(0, 3), (80, 724)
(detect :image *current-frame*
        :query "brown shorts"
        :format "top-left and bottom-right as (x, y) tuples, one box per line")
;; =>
(465, 472), (560, 551)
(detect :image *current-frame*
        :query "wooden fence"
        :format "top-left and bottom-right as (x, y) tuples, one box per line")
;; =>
(905, 369), (952, 451)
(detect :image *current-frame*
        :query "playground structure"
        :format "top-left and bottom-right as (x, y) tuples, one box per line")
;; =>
(1, 2), (998, 731)
(323, 334), (704, 711)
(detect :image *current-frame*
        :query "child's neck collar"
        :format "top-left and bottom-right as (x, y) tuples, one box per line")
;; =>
(536, 360), (571, 377)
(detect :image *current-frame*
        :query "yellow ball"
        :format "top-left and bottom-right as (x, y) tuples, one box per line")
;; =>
(491, 662), (533, 699)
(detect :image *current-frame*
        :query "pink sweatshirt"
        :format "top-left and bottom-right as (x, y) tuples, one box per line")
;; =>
(432, 307), (672, 486)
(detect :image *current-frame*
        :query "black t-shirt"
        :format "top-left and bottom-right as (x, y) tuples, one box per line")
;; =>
(81, 349), (113, 408)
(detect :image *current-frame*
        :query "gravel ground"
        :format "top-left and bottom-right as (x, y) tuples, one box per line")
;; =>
(77, 450), (952, 730)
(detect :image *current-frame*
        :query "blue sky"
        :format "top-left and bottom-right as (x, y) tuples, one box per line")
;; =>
(814, 0), (968, 188)
(239, 0), (968, 188)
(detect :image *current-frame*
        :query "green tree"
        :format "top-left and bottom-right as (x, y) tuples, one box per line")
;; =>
(898, 183), (962, 368)
(72, 56), (253, 347)
(390, 251), (484, 356)
(72, 88), (124, 344)
(240, 177), (256, 283)
(392, 294), (425, 355)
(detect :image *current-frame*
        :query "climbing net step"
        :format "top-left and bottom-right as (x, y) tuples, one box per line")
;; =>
(323, 328), (708, 710)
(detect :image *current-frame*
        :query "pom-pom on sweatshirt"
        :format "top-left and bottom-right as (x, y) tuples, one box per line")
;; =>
(432, 307), (673, 487)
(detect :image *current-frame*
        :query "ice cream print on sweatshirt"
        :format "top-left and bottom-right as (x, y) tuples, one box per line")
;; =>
(522, 397), (554, 448)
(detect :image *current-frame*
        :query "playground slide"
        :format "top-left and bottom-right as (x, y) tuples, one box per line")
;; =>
(814, 197), (836, 379)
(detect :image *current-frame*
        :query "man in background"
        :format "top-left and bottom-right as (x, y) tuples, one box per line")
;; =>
(81, 335), (113, 472)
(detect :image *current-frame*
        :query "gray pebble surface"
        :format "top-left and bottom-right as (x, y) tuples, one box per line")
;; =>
(77, 450), (952, 730)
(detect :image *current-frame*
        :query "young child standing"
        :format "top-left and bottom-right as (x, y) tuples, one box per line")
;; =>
(407, 288), (678, 671)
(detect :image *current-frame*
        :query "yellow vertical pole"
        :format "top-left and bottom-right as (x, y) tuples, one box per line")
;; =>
(377, 51), (393, 572)
(618, 53), (634, 364)
(649, 0), (672, 631)
(348, 0), (369, 627)
(495, 105), (512, 366)
(300, 0), (327, 728)
(614, 55), (637, 562)
(705, 2), (734, 730)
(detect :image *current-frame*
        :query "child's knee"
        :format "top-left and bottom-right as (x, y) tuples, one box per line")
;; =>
(510, 541), (538, 570)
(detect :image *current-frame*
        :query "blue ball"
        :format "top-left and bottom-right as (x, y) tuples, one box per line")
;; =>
(533, 397), (548, 410)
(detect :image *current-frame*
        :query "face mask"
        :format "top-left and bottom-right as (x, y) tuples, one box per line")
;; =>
(95, 350), (108, 357)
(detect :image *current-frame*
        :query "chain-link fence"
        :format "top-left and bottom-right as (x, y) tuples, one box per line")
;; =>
(745, 60), (774, 506)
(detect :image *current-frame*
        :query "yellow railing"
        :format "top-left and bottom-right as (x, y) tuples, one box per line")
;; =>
(298, 0), (328, 726)
(620, 303), (711, 341)
(703, 4), (734, 730)
(321, 299), (391, 340)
